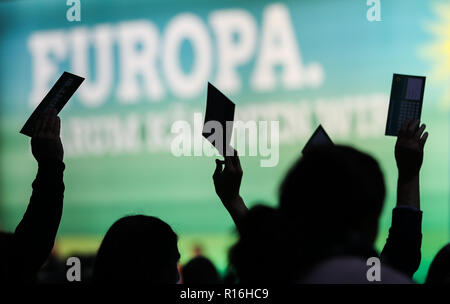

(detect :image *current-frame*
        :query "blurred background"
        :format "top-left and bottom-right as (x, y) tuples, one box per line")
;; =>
(0, 0), (448, 282)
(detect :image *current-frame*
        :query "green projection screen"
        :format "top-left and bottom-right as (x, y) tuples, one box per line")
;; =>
(0, 0), (448, 282)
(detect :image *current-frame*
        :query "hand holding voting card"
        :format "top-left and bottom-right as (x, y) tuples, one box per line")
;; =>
(20, 71), (84, 137)
(302, 125), (334, 153)
(202, 83), (235, 156)
(385, 73), (426, 136)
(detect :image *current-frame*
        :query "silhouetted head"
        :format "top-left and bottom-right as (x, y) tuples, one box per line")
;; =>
(426, 243), (450, 285)
(279, 145), (385, 267)
(182, 256), (221, 284)
(229, 205), (297, 283)
(93, 215), (180, 283)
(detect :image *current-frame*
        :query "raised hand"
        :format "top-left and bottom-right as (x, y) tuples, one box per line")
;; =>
(395, 119), (428, 180)
(31, 109), (64, 163)
(213, 150), (243, 203)
(212, 149), (247, 228)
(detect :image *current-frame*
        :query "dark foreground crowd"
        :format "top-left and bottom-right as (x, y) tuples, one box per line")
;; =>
(0, 110), (449, 284)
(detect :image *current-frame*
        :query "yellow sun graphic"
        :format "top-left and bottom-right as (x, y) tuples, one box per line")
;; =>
(421, 2), (450, 109)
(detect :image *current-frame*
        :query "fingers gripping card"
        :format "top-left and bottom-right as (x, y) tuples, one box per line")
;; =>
(20, 71), (85, 137)
(385, 74), (426, 136)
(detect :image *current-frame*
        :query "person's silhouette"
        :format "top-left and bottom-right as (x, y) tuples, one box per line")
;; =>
(280, 144), (386, 280)
(214, 119), (428, 283)
(426, 243), (450, 285)
(0, 109), (65, 283)
(228, 205), (296, 283)
(93, 215), (180, 283)
(182, 256), (221, 284)
(279, 119), (428, 281)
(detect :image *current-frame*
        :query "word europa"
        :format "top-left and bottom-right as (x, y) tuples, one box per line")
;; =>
(29, 3), (323, 107)
(66, 0), (81, 22)
(179, 288), (269, 301)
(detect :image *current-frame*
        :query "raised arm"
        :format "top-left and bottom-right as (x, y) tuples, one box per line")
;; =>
(212, 150), (248, 231)
(380, 119), (428, 278)
(395, 119), (428, 208)
(9, 110), (65, 282)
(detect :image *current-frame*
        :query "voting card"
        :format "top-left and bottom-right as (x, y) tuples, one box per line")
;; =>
(302, 125), (334, 153)
(385, 73), (426, 136)
(20, 71), (84, 137)
(202, 82), (235, 156)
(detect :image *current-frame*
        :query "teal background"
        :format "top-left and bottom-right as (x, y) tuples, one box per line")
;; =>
(0, 0), (449, 282)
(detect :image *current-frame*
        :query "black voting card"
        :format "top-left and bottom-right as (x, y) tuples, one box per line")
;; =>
(385, 73), (426, 136)
(20, 71), (85, 137)
(202, 82), (235, 156)
(302, 124), (334, 154)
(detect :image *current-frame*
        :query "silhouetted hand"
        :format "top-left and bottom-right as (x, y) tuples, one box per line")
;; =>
(213, 150), (243, 204)
(31, 109), (64, 163)
(395, 119), (428, 180)
(213, 150), (248, 228)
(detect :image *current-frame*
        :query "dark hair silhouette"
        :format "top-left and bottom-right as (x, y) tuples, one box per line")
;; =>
(93, 215), (180, 283)
(426, 243), (450, 285)
(182, 256), (221, 284)
(279, 145), (385, 276)
(229, 205), (296, 283)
